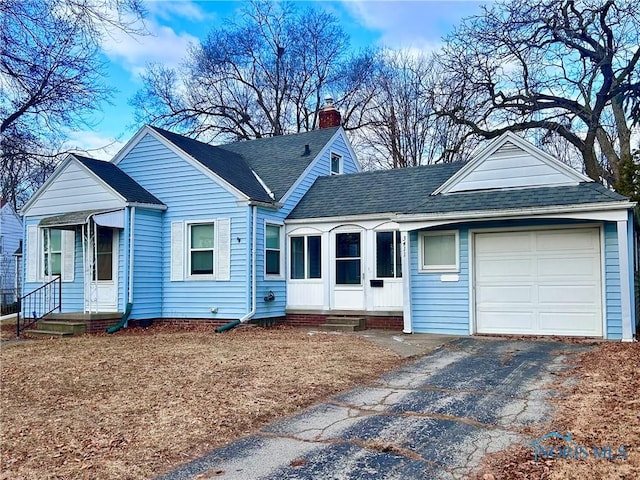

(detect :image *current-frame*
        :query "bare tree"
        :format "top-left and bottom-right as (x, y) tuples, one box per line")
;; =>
(436, 0), (640, 192)
(1, 0), (145, 209)
(353, 50), (480, 170)
(132, 0), (375, 141)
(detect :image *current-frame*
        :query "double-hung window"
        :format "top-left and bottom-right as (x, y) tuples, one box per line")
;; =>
(265, 224), (282, 276)
(420, 230), (459, 272)
(376, 231), (402, 278)
(290, 235), (321, 279)
(335, 232), (361, 284)
(189, 223), (215, 276)
(43, 228), (62, 277)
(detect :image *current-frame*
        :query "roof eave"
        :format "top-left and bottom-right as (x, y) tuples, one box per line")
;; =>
(395, 200), (637, 224)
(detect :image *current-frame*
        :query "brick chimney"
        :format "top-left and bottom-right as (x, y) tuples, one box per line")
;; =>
(319, 97), (341, 129)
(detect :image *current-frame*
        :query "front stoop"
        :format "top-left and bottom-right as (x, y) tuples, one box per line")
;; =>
(23, 312), (122, 337)
(318, 316), (366, 332)
(24, 320), (86, 338)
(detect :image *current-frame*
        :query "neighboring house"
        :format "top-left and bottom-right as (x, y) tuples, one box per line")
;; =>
(19, 108), (638, 340)
(0, 200), (23, 307)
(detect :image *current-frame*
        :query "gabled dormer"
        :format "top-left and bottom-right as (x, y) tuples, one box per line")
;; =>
(432, 131), (591, 195)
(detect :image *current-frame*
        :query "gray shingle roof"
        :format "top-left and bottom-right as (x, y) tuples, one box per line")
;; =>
(287, 162), (629, 219)
(150, 126), (340, 202)
(219, 127), (340, 200)
(74, 155), (164, 206)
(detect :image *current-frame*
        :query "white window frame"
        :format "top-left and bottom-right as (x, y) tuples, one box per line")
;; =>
(330, 152), (343, 175)
(187, 220), (216, 280)
(375, 230), (402, 279)
(42, 228), (63, 278)
(419, 230), (459, 273)
(265, 222), (284, 279)
(289, 235), (322, 281)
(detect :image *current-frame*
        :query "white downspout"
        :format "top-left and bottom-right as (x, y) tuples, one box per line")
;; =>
(128, 207), (135, 304)
(240, 206), (257, 323)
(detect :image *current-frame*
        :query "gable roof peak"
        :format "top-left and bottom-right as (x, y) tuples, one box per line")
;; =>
(432, 131), (592, 195)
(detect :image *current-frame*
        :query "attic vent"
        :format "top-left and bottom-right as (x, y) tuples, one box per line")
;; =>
(303, 144), (310, 156)
(496, 142), (521, 155)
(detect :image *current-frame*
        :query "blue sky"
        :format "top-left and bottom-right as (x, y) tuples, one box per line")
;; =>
(77, 0), (486, 158)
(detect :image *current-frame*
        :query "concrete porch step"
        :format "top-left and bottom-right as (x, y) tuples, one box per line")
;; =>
(23, 329), (73, 338)
(36, 320), (86, 335)
(319, 317), (366, 332)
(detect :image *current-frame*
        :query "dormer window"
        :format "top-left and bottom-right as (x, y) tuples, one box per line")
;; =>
(330, 153), (342, 175)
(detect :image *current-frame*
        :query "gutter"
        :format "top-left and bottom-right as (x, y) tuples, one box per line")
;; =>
(215, 205), (257, 332)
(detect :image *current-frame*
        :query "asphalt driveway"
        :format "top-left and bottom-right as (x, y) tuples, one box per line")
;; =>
(157, 337), (590, 480)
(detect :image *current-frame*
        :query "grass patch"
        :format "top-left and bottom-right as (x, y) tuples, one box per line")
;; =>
(1, 324), (402, 479)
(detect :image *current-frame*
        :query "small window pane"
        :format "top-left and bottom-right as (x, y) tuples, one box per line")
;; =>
(266, 250), (280, 275)
(191, 224), (214, 249)
(308, 236), (321, 279)
(191, 251), (214, 275)
(376, 232), (394, 278)
(336, 259), (360, 284)
(331, 154), (341, 174)
(266, 225), (280, 249)
(423, 234), (456, 267)
(336, 233), (360, 258)
(290, 237), (304, 279)
(50, 229), (62, 251)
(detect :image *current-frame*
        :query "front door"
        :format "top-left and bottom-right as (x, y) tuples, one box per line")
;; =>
(85, 226), (118, 312)
(333, 231), (365, 310)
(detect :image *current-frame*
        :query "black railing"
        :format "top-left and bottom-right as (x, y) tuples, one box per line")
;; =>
(16, 276), (62, 337)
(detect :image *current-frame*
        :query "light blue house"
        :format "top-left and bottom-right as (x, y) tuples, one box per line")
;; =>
(19, 115), (638, 340)
(1, 199), (23, 307)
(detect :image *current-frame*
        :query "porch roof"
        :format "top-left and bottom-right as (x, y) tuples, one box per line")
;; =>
(39, 209), (120, 229)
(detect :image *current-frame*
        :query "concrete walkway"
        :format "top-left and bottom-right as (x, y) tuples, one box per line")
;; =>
(157, 337), (590, 480)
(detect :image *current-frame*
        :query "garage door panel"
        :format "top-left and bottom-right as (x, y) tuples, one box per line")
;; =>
(475, 232), (533, 253)
(476, 258), (533, 278)
(477, 312), (535, 333)
(474, 228), (602, 337)
(536, 230), (599, 251)
(538, 285), (599, 304)
(477, 285), (532, 304)
(538, 257), (599, 277)
(539, 313), (601, 336)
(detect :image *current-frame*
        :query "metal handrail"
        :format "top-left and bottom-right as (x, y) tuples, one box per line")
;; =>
(16, 276), (62, 337)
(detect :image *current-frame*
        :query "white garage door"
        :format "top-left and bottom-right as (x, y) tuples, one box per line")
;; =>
(474, 228), (603, 337)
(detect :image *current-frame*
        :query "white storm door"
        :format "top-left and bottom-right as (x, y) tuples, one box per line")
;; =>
(333, 231), (365, 310)
(86, 227), (118, 312)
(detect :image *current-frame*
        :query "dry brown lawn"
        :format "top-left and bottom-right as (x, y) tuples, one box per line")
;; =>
(474, 341), (640, 480)
(0, 324), (403, 480)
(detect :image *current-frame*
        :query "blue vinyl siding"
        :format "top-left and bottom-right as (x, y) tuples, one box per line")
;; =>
(281, 131), (359, 216)
(22, 217), (85, 313)
(410, 228), (470, 335)
(118, 133), (248, 319)
(604, 222), (622, 339)
(130, 208), (163, 319)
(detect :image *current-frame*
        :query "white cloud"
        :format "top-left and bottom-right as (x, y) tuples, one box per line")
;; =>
(145, 0), (213, 22)
(341, 0), (486, 52)
(64, 131), (128, 161)
(102, 20), (198, 78)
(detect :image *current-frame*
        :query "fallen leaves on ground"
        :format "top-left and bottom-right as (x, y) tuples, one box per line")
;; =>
(0, 324), (402, 480)
(473, 341), (640, 480)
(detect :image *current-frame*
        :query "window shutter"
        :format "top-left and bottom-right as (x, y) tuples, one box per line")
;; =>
(216, 218), (230, 281)
(26, 225), (38, 282)
(171, 221), (184, 281)
(61, 230), (75, 282)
